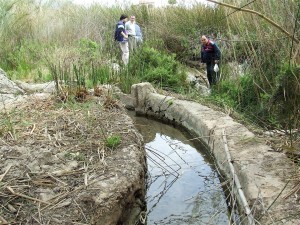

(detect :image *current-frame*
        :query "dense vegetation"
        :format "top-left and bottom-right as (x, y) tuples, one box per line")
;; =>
(0, 0), (299, 134)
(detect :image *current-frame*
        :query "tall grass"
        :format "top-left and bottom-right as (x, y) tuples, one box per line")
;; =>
(0, 0), (299, 129)
(211, 0), (299, 129)
(0, 0), (35, 76)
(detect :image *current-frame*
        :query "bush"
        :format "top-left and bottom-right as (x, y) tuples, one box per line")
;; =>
(211, 75), (260, 121)
(121, 45), (188, 93)
(269, 65), (300, 129)
(211, 79), (239, 109)
(239, 75), (257, 109)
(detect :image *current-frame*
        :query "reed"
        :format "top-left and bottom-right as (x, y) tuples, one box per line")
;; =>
(0, 0), (298, 130)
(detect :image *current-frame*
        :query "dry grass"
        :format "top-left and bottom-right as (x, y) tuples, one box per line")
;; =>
(0, 93), (143, 224)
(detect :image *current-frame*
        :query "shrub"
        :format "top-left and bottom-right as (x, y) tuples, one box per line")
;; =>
(105, 135), (121, 149)
(211, 79), (239, 109)
(211, 75), (260, 121)
(120, 45), (188, 93)
(269, 65), (300, 129)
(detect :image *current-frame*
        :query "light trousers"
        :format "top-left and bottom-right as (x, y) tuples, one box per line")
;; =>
(119, 42), (129, 65)
(128, 36), (137, 53)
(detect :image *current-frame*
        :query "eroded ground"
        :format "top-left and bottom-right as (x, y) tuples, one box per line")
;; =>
(0, 93), (146, 225)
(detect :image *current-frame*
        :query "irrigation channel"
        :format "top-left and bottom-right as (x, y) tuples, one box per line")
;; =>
(128, 111), (241, 225)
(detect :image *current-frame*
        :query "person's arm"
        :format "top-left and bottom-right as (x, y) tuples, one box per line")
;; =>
(117, 23), (128, 39)
(121, 31), (128, 38)
(200, 46), (204, 63)
(120, 25), (128, 39)
(213, 44), (221, 63)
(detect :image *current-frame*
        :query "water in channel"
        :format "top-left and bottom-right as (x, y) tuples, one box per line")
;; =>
(129, 112), (231, 225)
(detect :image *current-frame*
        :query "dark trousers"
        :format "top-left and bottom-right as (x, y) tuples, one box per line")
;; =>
(206, 62), (219, 86)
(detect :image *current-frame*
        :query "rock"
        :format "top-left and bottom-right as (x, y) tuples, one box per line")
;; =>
(195, 83), (211, 96)
(186, 72), (197, 84)
(14, 80), (56, 93)
(186, 67), (209, 90)
(111, 63), (121, 73)
(36, 188), (56, 202)
(264, 131), (275, 137)
(131, 82), (156, 110)
(0, 68), (25, 94)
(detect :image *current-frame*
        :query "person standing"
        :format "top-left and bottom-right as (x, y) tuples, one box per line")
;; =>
(135, 23), (143, 47)
(125, 15), (137, 52)
(115, 14), (129, 65)
(200, 35), (221, 87)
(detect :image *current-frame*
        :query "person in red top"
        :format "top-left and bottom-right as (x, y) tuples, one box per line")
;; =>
(200, 35), (221, 87)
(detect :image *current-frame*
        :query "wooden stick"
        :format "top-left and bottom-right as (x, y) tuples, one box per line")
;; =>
(84, 163), (88, 187)
(283, 183), (300, 199)
(0, 165), (12, 182)
(206, 0), (299, 44)
(0, 215), (8, 225)
(47, 174), (68, 186)
(30, 124), (36, 135)
(6, 186), (50, 205)
(222, 129), (255, 225)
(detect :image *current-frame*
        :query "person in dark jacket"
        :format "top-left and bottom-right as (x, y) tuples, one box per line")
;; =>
(115, 14), (129, 65)
(200, 35), (221, 86)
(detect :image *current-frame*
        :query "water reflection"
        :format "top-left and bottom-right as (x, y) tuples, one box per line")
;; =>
(130, 113), (230, 225)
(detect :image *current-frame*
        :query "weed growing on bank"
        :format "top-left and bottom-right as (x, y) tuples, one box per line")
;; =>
(106, 135), (121, 149)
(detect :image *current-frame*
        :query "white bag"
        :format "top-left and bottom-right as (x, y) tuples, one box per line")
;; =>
(213, 64), (219, 72)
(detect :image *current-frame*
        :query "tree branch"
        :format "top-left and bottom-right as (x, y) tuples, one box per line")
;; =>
(206, 0), (299, 44)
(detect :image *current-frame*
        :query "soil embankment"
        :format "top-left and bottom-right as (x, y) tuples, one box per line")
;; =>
(0, 78), (147, 225)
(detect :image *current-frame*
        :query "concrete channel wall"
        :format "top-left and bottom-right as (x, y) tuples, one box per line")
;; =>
(120, 82), (299, 225)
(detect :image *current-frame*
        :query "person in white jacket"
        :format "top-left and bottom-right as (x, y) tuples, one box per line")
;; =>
(125, 15), (137, 53)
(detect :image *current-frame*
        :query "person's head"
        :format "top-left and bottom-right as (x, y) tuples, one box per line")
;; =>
(201, 35), (209, 44)
(130, 15), (136, 23)
(120, 14), (128, 22)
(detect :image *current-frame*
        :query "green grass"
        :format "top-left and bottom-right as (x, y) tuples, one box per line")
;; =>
(106, 135), (121, 149)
